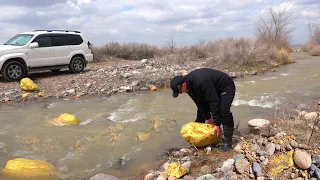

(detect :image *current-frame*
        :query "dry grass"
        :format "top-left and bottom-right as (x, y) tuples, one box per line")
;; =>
(269, 107), (320, 150)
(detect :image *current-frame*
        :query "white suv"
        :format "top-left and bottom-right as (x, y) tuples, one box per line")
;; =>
(0, 30), (93, 81)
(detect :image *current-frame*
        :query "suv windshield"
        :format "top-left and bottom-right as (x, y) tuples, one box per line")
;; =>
(4, 34), (34, 46)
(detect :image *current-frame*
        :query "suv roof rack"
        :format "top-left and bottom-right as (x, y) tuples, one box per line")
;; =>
(33, 30), (81, 33)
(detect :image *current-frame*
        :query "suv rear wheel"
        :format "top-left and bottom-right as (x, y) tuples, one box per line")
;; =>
(1, 60), (26, 81)
(69, 56), (85, 73)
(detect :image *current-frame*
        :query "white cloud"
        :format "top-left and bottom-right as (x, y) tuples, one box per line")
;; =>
(0, 0), (319, 46)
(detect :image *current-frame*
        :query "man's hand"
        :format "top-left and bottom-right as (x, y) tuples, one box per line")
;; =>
(205, 118), (215, 125)
(213, 126), (221, 137)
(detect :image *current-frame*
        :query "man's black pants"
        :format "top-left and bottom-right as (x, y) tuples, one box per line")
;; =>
(195, 83), (235, 127)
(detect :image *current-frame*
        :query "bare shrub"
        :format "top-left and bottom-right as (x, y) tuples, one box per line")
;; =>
(276, 48), (293, 64)
(92, 42), (159, 61)
(310, 45), (320, 56)
(254, 2), (294, 51)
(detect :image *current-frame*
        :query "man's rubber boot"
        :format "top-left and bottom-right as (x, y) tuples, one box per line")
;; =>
(220, 126), (234, 152)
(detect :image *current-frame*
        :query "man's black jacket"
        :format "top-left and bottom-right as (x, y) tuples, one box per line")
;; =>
(184, 68), (235, 125)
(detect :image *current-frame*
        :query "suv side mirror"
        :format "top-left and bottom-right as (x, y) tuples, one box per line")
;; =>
(30, 42), (39, 49)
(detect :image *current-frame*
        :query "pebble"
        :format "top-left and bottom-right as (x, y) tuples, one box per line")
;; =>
(168, 176), (176, 180)
(180, 156), (191, 164)
(253, 162), (262, 177)
(257, 138), (264, 146)
(235, 159), (250, 174)
(195, 174), (215, 180)
(157, 172), (168, 180)
(257, 177), (265, 180)
(163, 162), (170, 170)
(144, 173), (156, 180)
(290, 140), (299, 148)
(183, 175), (195, 180)
(234, 143), (244, 153)
(310, 164), (317, 171)
(246, 152), (254, 162)
(260, 156), (266, 161)
(250, 143), (260, 152)
(200, 165), (211, 174)
(291, 173), (296, 179)
(293, 149), (312, 169)
(275, 144), (281, 151)
(266, 143), (276, 156)
(315, 169), (320, 179)
(234, 154), (245, 162)
(312, 155), (320, 163)
(182, 161), (191, 174)
(221, 159), (235, 173)
(286, 144), (293, 151)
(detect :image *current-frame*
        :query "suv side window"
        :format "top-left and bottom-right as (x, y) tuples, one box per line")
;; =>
(52, 34), (68, 46)
(68, 34), (83, 45)
(32, 34), (52, 47)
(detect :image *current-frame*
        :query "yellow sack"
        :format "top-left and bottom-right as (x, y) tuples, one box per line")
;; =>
(20, 78), (38, 92)
(51, 113), (80, 126)
(166, 162), (187, 178)
(180, 122), (222, 147)
(2, 158), (57, 177)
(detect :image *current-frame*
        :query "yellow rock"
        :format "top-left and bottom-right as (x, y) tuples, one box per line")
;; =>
(38, 92), (45, 97)
(153, 119), (162, 130)
(50, 113), (80, 126)
(166, 162), (187, 178)
(20, 78), (38, 92)
(268, 150), (294, 177)
(22, 93), (31, 98)
(137, 132), (151, 141)
(180, 122), (222, 147)
(2, 158), (57, 177)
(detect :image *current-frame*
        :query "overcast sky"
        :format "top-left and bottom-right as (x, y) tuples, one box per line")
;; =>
(0, 0), (319, 47)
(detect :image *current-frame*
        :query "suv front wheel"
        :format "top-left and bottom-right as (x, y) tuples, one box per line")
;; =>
(1, 60), (26, 81)
(69, 56), (85, 73)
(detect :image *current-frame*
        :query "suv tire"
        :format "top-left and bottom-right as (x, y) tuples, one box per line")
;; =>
(69, 56), (85, 73)
(1, 60), (26, 81)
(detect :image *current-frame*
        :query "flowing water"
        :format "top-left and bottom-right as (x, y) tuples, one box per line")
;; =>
(0, 52), (319, 180)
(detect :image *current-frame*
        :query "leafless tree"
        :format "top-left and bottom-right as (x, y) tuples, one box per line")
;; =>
(311, 25), (320, 44)
(167, 36), (176, 50)
(255, 0), (295, 49)
(197, 37), (207, 46)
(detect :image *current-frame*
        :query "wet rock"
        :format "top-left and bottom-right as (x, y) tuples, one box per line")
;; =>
(235, 159), (250, 174)
(266, 143), (276, 156)
(304, 112), (318, 120)
(293, 149), (312, 169)
(136, 132), (151, 142)
(195, 174), (215, 180)
(248, 119), (270, 128)
(234, 154), (245, 162)
(253, 162), (262, 177)
(221, 159), (235, 173)
(200, 165), (211, 174)
(89, 173), (119, 180)
(290, 140), (299, 149)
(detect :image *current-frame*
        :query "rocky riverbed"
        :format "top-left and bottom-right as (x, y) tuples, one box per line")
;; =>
(87, 109), (320, 180)
(0, 59), (261, 104)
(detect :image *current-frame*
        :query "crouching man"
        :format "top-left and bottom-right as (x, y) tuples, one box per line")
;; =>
(170, 68), (236, 152)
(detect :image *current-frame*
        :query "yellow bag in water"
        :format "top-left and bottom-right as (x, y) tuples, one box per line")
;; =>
(51, 113), (80, 126)
(20, 78), (38, 92)
(2, 158), (57, 177)
(166, 162), (187, 178)
(180, 122), (222, 147)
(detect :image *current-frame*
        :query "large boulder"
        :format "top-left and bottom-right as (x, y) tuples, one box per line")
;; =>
(180, 122), (222, 147)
